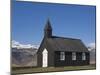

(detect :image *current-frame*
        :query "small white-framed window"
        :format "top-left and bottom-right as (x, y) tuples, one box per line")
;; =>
(72, 52), (76, 60)
(60, 52), (65, 60)
(82, 52), (86, 60)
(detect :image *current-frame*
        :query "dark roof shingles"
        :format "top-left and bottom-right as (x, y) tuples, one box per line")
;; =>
(47, 36), (89, 52)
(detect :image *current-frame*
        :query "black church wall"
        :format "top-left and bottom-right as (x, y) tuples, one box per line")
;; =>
(54, 51), (90, 67)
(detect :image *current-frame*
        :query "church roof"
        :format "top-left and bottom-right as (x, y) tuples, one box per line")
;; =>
(46, 36), (89, 52)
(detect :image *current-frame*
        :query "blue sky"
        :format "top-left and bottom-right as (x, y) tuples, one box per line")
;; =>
(12, 1), (96, 46)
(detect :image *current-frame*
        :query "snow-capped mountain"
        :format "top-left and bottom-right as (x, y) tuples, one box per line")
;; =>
(12, 47), (37, 67)
(12, 40), (39, 67)
(12, 40), (39, 49)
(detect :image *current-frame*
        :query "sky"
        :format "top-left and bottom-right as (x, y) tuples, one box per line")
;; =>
(12, 0), (96, 46)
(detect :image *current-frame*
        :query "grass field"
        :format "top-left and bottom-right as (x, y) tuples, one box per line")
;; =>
(12, 65), (96, 74)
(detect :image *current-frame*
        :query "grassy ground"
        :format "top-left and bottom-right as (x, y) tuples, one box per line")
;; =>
(12, 65), (96, 74)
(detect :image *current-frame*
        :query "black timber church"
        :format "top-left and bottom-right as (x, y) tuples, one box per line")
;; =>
(37, 19), (90, 67)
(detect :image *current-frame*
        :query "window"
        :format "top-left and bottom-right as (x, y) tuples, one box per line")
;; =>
(82, 52), (86, 60)
(60, 52), (65, 60)
(72, 52), (76, 60)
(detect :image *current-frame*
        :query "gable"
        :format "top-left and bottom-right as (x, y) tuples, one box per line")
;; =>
(37, 37), (51, 53)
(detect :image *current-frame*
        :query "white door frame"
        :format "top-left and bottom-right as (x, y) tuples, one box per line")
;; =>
(42, 48), (48, 67)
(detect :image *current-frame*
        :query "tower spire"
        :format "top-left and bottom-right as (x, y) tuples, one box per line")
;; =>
(44, 19), (52, 30)
(44, 19), (52, 38)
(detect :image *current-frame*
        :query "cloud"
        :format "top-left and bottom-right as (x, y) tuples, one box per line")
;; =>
(88, 42), (95, 51)
(12, 40), (39, 49)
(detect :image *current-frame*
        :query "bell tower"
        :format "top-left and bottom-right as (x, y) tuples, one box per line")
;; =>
(44, 19), (52, 38)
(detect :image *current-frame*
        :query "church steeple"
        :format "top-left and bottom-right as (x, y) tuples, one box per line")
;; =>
(44, 19), (52, 38)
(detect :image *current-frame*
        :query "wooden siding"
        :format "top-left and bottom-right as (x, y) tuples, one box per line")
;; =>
(54, 51), (90, 67)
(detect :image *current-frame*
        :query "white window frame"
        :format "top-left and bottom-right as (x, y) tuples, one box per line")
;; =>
(72, 52), (76, 60)
(60, 52), (65, 61)
(82, 52), (86, 60)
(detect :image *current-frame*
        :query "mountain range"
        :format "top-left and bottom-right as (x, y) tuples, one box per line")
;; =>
(12, 47), (37, 67)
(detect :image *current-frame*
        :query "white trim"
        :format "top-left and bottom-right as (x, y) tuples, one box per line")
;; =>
(72, 52), (76, 60)
(60, 52), (65, 61)
(42, 48), (48, 67)
(82, 52), (86, 60)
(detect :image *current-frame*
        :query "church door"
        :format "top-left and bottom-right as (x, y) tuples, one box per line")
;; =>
(42, 48), (48, 67)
